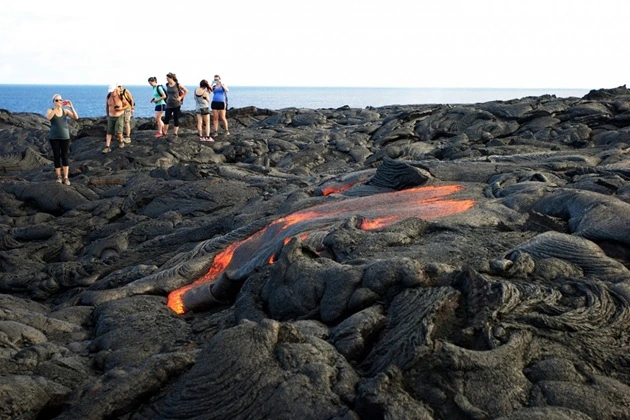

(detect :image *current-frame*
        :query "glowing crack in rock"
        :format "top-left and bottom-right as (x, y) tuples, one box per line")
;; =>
(167, 184), (474, 314)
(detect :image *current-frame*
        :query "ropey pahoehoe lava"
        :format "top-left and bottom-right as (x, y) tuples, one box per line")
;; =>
(168, 184), (474, 314)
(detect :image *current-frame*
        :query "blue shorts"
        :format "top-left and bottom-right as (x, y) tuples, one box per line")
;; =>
(154, 104), (166, 112)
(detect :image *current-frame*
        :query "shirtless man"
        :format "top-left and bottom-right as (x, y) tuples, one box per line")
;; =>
(102, 84), (130, 153)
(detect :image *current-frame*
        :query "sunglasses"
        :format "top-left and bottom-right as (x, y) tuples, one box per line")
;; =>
(54, 99), (63, 102)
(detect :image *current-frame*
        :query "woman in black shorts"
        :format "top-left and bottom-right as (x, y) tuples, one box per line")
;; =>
(211, 75), (229, 136)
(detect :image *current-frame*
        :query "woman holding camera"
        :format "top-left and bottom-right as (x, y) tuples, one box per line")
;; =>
(46, 94), (78, 185)
(194, 79), (213, 141)
(211, 75), (229, 136)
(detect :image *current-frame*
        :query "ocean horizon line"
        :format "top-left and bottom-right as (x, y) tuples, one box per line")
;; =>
(0, 83), (595, 91)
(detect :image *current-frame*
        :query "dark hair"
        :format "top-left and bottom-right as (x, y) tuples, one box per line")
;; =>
(166, 72), (178, 82)
(200, 79), (211, 90)
(148, 76), (157, 82)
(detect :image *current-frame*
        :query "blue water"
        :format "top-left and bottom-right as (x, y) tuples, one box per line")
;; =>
(0, 84), (590, 119)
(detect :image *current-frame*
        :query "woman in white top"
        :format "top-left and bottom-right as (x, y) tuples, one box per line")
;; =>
(194, 79), (213, 141)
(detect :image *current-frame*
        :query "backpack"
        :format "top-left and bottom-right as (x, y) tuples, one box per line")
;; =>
(177, 83), (185, 104)
(120, 88), (134, 107)
(157, 84), (167, 101)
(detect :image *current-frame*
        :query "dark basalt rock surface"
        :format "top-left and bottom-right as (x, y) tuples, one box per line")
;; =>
(0, 87), (629, 419)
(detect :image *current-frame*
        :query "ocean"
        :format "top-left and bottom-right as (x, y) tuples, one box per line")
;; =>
(0, 84), (591, 119)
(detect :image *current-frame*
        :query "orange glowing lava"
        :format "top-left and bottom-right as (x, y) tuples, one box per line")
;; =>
(321, 184), (354, 196)
(167, 184), (475, 314)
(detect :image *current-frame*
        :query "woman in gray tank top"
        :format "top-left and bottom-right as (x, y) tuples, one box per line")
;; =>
(162, 72), (188, 138)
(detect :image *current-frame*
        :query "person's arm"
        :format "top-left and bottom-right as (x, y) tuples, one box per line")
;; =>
(45, 108), (54, 120)
(179, 85), (188, 102)
(223, 84), (228, 93)
(128, 92), (135, 113)
(63, 100), (79, 120)
(106, 96), (110, 117)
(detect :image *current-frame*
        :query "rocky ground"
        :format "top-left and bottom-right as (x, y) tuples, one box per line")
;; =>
(0, 86), (629, 419)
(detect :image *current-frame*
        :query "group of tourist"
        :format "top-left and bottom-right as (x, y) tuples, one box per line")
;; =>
(46, 73), (230, 183)
(147, 73), (230, 143)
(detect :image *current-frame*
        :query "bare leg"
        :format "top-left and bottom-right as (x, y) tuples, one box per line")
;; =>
(197, 114), (203, 136)
(212, 110), (219, 133)
(155, 111), (164, 134)
(204, 114), (211, 137)
(220, 110), (229, 133)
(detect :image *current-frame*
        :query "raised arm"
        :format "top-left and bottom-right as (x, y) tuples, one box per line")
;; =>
(63, 100), (79, 120)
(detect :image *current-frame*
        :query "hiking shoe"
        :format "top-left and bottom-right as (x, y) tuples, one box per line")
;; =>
(119, 141), (125, 149)
(207, 137), (214, 142)
(154, 132), (163, 138)
(63, 178), (71, 186)
(56, 176), (62, 184)
(123, 137), (131, 144)
(225, 131), (230, 136)
(101, 147), (111, 153)
(200, 136), (204, 141)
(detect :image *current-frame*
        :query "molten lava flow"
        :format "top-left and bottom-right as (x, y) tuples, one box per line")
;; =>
(318, 174), (371, 196)
(167, 184), (475, 314)
(166, 240), (241, 315)
(321, 184), (354, 196)
(360, 216), (399, 230)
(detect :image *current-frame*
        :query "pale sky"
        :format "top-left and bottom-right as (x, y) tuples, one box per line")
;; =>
(1, 0), (627, 89)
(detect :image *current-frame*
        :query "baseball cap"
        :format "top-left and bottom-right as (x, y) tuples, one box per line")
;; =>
(108, 84), (118, 93)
